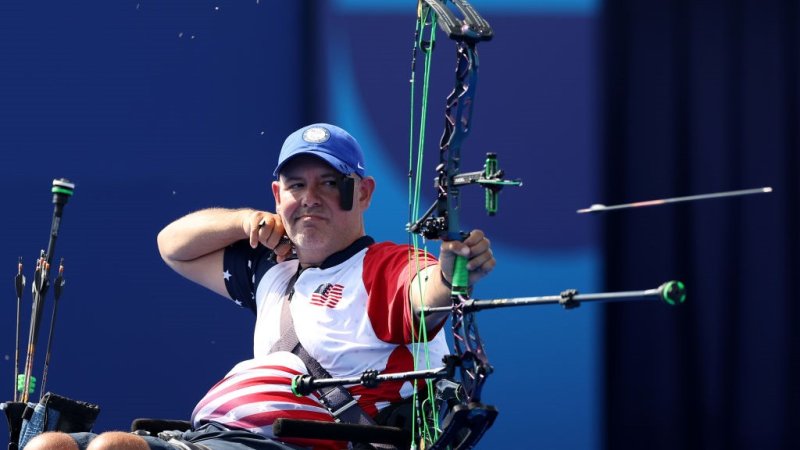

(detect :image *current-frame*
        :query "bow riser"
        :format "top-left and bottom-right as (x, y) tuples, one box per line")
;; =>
(440, 42), (480, 245)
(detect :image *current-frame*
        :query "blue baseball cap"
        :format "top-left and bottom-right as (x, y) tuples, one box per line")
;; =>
(273, 123), (367, 178)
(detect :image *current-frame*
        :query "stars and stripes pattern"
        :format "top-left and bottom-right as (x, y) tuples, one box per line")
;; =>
(309, 283), (344, 308)
(191, 353), (345, 450)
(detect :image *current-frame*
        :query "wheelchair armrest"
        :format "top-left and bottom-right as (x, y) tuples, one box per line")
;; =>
(130, 418), (192, 434)
(273, 418), (410, 449)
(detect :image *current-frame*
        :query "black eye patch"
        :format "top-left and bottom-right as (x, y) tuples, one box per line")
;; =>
(338, 175), (355, 211)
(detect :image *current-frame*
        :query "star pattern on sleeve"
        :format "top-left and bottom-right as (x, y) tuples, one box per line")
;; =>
(223, 270), (232, 281)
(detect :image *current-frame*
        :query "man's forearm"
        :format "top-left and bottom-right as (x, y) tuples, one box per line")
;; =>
(410, 265), (453, 331)
(157, 208), (252, 262)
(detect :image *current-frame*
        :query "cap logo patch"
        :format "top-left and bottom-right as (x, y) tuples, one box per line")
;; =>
(302, 127), (330, 144)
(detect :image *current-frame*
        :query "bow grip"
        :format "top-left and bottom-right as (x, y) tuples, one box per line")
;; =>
(451, 255), (470, 295)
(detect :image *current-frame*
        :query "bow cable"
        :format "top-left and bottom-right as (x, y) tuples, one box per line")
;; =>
(408, 2), (442, 447)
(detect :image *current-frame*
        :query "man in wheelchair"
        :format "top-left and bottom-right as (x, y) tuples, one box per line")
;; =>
(26, 123), (496, 450)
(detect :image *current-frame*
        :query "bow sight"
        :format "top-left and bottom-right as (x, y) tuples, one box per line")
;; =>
(408, 153), (523, 240)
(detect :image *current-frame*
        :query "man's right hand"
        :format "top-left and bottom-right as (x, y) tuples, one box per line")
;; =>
(242, 210), (293, 262)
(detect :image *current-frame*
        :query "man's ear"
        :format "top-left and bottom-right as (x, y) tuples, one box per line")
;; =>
(272, 180), (281, 208)
(358, 176), (376, 208)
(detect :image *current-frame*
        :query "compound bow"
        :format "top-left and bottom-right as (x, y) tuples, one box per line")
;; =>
(402, 1), (683, 448)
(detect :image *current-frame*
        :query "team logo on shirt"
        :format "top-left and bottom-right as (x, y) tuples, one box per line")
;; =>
(309, 283), (344, 308)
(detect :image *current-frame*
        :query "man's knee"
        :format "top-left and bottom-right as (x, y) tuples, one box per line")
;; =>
(86, 432), (149, 450)
(25, 431), (80, 450)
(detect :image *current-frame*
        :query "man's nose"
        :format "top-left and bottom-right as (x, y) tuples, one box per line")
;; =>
(302, 184), (322, 207)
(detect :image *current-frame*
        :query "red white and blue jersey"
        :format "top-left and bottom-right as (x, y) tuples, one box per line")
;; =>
(191, 236), (448, 449)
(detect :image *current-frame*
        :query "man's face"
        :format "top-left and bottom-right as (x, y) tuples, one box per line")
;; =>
(272, 155), (374, 261)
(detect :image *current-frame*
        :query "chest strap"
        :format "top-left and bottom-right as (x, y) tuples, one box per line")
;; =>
(268, 268), (376, 427)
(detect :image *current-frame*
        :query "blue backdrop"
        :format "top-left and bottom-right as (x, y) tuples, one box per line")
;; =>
(1, 1), (601, 449)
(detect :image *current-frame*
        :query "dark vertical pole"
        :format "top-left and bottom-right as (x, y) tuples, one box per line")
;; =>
(670, 0), (701, 448)
(600, 0), (629, 447)
(721, 2), (743, 449)
(783, 0), (800, 447)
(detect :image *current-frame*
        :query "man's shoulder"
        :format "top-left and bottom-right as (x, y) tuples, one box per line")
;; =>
(367, 240), (407, 251)
(365, 241), (410, 259)
(364, 241), (438, 266)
